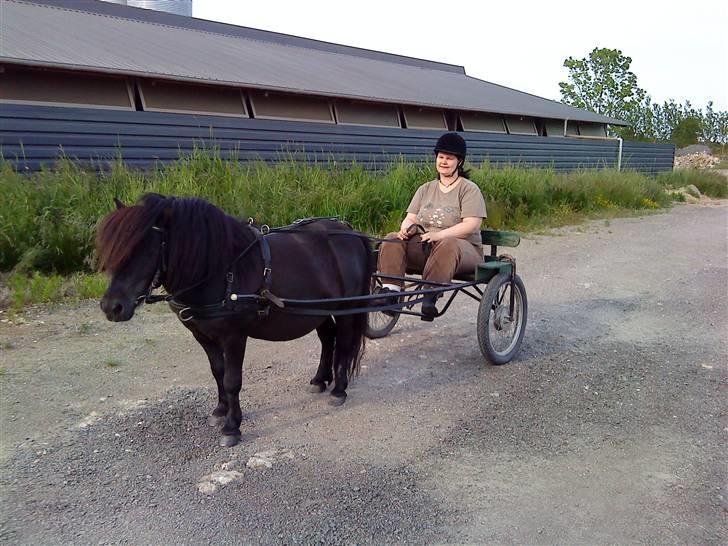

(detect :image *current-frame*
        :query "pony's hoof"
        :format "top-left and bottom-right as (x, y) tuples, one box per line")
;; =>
(207, 415), (225, 426)
(308, 382), (327, 393)
(328, 394), (347, 407)
(219, 434), (241, 447)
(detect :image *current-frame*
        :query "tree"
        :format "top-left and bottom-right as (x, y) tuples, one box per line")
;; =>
(559, 48), (728, 146)
(559, 47), (647, 126)
(702, 102), (728, 145)
(670, 117), (703, 148)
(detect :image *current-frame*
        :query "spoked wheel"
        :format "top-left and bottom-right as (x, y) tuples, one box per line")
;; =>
(365, 282), (400, 339)
(477, 272), (527, 364)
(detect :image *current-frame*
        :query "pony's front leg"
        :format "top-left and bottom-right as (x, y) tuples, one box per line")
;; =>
(191, 331), (227, 426)
(220, 335), (248, 447)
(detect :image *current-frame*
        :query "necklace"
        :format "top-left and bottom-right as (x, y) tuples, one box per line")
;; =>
(439, 176), (460, 189)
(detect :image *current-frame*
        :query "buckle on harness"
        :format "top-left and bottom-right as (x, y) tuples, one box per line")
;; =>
(178, 307), (194, 322)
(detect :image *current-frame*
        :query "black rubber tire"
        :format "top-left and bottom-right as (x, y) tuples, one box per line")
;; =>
(477, 273), (527, 365)
(365, 283), (400, 339)
(365, 310), (400, 339)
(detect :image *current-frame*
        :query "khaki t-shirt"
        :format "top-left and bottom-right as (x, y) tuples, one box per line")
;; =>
(407, 178), (487, 248)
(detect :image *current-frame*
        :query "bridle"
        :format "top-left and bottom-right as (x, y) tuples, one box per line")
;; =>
(135, 226), (169, 308)
(133, 221), (277, 321)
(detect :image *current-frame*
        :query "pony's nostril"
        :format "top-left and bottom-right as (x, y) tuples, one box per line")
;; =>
(112, 302), (124, 316)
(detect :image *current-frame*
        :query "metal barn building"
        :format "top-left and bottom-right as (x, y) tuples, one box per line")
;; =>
(0, 0), (674, 172)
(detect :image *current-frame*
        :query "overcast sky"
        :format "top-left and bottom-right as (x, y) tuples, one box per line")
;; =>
(194, 0), (727, 111)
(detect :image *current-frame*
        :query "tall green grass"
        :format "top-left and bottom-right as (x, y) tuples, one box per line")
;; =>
(656, 169), (728, 198)
(0, 151), (722, 277)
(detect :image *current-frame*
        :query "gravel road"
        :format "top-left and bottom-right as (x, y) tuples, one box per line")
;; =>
(1, 202), (726, 545)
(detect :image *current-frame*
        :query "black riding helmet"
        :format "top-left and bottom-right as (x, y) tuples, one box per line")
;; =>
(434, 132), (467, 178)
(433, 132), (467, 159)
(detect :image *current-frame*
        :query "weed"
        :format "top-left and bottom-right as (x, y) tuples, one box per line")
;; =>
(657, 169), (727, 198)
(103, 359), (122, 369)
(77, 321), (95, 335)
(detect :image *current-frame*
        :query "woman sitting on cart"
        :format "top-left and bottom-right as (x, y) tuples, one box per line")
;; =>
(377, 132), (487, 320)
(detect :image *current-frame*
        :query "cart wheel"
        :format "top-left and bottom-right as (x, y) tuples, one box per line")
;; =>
(477, 272), (527, 364)
(365, 284), (400, 339)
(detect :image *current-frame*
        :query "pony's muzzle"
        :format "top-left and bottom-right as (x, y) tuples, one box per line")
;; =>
(100, 295), (135, 322)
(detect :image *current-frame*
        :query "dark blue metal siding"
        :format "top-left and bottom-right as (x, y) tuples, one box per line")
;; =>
(621, 141), (675, 174)
(0, 105), (674, 173)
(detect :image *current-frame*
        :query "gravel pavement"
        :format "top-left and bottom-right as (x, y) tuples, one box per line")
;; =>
(0, 202), (726, 544)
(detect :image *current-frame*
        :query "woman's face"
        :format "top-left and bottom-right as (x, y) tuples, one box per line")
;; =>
(435, 152), (460, 176)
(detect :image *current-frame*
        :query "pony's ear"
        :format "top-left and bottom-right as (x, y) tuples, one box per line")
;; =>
(113, 197), (126, 210)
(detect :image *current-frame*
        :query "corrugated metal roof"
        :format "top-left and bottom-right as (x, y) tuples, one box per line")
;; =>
(0, 0), (626, 125)
(33, 0), (468, 73)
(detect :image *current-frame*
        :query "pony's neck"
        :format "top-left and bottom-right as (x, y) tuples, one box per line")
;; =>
(164, 211), (260, 302)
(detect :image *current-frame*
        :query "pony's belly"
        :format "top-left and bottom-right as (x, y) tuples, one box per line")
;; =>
(247, 314), (324, 341)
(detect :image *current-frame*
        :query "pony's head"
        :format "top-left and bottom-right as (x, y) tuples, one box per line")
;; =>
(97, 194), (172, 321)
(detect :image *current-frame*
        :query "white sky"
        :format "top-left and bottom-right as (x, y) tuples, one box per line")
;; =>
(193, 0), (728, 111)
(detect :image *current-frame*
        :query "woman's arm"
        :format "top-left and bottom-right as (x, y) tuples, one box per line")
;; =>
(420, 217), (481, 243)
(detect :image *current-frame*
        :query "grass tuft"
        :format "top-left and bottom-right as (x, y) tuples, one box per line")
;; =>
(103, 359), (122, 369)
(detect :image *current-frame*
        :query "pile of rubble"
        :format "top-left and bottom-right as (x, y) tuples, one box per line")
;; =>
(674, 152), (721, 170)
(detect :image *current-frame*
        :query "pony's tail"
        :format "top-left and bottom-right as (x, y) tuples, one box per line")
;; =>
(347, 235), (375, 378)
(347, 311), (368, 378)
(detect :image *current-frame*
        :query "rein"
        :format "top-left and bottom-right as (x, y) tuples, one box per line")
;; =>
(137, 216), (412, 322)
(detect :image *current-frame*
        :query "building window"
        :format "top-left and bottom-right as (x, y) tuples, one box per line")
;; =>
(402, 106), (447, 130)
(505, 116), (538, 135)
(566, 121), (580, 136)
(0, 66), (133, 109)
(334, 101), (400, 128)
(544, 119), (565, 137)
(578, 122), (607, 137)
(459, 112), (506, 133)
(249, 91), (334, 123)
(139, 80), (247, 117)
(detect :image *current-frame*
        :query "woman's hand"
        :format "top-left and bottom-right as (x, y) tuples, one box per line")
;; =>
(397, 213), (420, 240)
(421, 218), (481, 243)
(419, 231), (442, 243)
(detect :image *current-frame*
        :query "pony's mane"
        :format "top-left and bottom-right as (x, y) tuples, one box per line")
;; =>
(96, 194), (250, 291)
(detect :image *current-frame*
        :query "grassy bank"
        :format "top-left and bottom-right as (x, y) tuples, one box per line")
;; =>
(1, 154), (725, 311)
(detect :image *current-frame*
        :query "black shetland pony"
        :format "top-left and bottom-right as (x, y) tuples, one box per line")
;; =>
(97, 194), (373, 447)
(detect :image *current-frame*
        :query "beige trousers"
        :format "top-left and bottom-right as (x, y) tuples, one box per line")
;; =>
(377, 233), (483, 286)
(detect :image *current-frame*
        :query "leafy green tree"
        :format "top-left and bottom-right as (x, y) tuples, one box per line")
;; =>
(559, 48), (728, 145)
(670, 117), (703, 147)
(559, 47), (647, 126)
(701, 102), (728, 145)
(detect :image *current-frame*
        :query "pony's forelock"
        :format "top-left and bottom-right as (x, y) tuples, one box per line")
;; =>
(96, 205), (150, 273)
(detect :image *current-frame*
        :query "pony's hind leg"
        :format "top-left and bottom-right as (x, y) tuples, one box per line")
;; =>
(329, 313), (367, 406)
(309, 317), (336, 393)
(192, 331), (227, 426)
